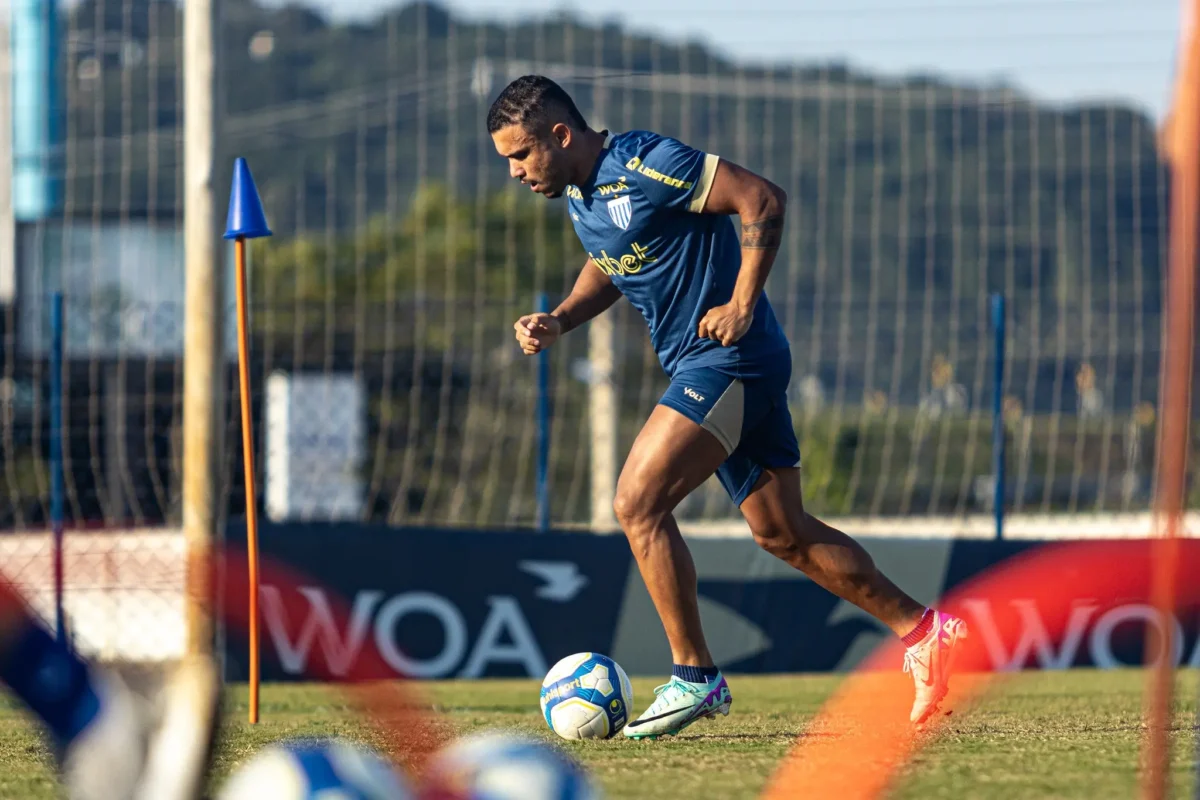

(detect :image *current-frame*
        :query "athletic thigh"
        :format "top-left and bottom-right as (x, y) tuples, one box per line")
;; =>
(615, 372), (737, 517)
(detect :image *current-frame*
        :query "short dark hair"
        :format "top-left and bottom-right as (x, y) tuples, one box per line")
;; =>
(486, 75), (588, 135)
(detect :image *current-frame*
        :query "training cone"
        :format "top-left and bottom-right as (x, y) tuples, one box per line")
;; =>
(224, 158), (272, 240)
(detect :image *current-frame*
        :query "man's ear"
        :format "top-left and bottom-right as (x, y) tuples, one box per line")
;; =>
(551, 121), (572, 149)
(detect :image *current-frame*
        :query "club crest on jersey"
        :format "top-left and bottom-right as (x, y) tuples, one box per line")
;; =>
(607, 195), (633, 230)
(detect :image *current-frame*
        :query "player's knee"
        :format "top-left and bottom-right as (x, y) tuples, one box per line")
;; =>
(752, 523), (804, 563)
(613, 487), (652, 529)
(612, 483), (671, 543)
(612, 491), (633, 527)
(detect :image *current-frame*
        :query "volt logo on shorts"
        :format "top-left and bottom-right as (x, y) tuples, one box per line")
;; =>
(683, 387), (705, 402)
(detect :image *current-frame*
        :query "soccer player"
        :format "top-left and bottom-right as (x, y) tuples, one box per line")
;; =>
(0, 578), (217, 799)
(488, 75), (969, 739)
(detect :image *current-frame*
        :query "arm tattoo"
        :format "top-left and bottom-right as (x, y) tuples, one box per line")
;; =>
(741, 216), (784, 249)
(556, 308), (574, 334)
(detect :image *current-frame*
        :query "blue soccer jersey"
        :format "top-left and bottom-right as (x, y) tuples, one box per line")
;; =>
(566, 130), (790, 378)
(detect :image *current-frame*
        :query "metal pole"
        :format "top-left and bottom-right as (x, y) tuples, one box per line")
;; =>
(588, 313), (618, 532)
(588, 40), (618, 534)
(536, 292), (550, 532)
(49, 291), (64, 644)
(182, 0), (223, 660)
(991, 293), (1006, 541)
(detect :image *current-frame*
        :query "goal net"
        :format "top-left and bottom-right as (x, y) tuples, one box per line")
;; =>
(0, 0), (1178, 659)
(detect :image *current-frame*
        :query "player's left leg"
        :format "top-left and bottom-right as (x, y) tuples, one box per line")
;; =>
(738, 469), (926, 636)
(739, 470), (967, 724)
(727, 389), (967, 724)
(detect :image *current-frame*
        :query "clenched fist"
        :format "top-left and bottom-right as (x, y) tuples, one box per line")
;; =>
(513, 313), (562, 355)
(697, 303), (753, 347)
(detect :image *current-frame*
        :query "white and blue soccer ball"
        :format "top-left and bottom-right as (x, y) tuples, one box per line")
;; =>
(217, 737), (414, 799)
(423, 731), (601, 800)
(539, 652), (633, 740)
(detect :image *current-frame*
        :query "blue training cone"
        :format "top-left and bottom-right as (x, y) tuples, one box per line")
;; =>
(224, 157), (272, 240)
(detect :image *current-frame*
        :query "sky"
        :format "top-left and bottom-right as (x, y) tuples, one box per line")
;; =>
(262, 0), (1184, 119)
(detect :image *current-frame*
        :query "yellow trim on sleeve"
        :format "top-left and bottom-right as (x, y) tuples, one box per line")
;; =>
(686, 153), (720, 213)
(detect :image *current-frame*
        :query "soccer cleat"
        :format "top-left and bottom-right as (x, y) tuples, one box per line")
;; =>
(904, 610), (968, 726)
(623, 673), (731, 740)
(62, 657), (220, 800)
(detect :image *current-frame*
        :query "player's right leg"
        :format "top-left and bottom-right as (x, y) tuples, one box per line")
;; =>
(611, 386), (735, 739)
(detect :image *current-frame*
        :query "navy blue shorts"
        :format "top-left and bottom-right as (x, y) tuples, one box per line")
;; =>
(658, 366), (801, 505)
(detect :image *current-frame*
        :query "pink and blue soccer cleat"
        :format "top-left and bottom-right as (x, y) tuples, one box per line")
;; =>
(623, 672), (732, 740)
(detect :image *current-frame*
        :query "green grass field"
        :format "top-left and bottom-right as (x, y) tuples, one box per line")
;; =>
(0, 670), (1196, 799)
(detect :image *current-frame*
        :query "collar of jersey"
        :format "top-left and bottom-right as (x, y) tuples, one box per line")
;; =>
(572, 129), (612, 195)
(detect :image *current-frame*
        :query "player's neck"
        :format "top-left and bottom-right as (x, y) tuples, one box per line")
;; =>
(570, 128), (609, 187)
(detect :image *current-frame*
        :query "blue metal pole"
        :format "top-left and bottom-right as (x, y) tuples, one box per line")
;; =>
(536, 293), (551, 532)
(991, 294), (1006, 541)
(49, 292), (65, 644)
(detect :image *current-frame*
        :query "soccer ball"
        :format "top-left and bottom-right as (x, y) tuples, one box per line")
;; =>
(423, 731), (601, 799)
(539, 652), (633, 740)
(217, 737), (414, 799)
